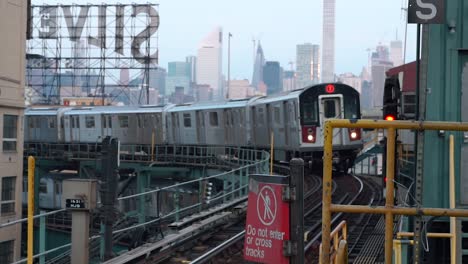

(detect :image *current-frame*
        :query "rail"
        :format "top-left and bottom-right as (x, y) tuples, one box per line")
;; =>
(320, 119), (468, 264)
(189, 230), (246, 264)
(11, 145), (270, 264)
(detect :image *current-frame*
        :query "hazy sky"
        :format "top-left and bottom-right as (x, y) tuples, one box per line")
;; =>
(37, 0), (417, 80)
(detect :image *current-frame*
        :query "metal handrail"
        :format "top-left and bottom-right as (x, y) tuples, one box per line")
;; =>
(12, 145), (269, 264)
(321, 119), (468, 264)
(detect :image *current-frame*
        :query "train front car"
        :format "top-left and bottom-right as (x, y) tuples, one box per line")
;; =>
(299, 83), (362, 172)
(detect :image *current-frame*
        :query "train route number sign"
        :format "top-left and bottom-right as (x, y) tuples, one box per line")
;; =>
(244, 175), (290, 264)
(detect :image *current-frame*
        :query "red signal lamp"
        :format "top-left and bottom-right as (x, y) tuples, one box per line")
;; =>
(385, 115), (395, 121)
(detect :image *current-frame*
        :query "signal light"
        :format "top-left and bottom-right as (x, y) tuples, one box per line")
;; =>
(382, 76), (400, 121)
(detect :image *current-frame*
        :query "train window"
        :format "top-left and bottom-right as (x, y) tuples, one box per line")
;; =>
(155, 115), (160, 127)
(48, 118), (56, 129)
(324, 100), (337, 118)
(258, 108), (264, 126)
(85, 116), (95, 128)
(118, 116), (129, 128)
(302, 103), (317, 124)
(55, 182), (61, 194)
(209, 112), (219, 127)
(274, 107), (281, 124)
(239, 110), (244, 125)
(144, 115), (151, 128)
(28, 117), (34, 128)
(183, 113), (191, 127)
(39, 181), (47, 194)
(60, 117), (64, 129)
(71, 116), (79, 129)
(102, 117), (106, 128)
(344, 96), (359, 119)
(137, 115), (142, 128)
(108, 116), (112, 128)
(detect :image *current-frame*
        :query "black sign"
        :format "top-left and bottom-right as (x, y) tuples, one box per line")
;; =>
(408, 0), (445, 24)
(66, 199), (85, 209)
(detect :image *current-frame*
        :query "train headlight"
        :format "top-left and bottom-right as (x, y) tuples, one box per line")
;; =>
(302, 126), (316, 143)
(348, 128), (361, 141)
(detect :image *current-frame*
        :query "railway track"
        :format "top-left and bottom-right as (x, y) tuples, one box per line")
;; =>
(166, 167), (322, 263)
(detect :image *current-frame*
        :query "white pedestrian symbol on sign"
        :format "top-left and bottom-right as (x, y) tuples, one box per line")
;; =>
(257, 185), (277, 226)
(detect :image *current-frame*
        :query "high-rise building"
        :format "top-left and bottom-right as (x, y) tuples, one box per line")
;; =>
(167, 62), (191, 96)
(263, 61), (283, 95)
(361, 80), (373, 110)
(337, 72), (362, 94)
(226, 79), (256, 99)
(0, 1), (27, 262)
(296, 43), (320, 88)
(149, 67), (167, 98)
(252, 43), (265, 89)
(283, 71), (296, 92)
(371, 47), (393, 109)
(322, 0), (336, 82)
(186, 56), (197, 95)
(390, 40), (403, 67)
(196, 27), (223, 100)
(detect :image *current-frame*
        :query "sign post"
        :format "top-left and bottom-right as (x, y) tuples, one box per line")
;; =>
(244, 174), (290, 264)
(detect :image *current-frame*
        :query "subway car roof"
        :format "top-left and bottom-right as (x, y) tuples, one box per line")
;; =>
(61, 105), (166, 115)
(168, 96), (263, 112)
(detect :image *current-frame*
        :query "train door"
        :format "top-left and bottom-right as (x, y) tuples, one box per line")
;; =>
(318, 94), (344, 145)
(251, 106), (257, 145)
(283, 101), (290, 147)
(224, 109), (231, 144)
(102, 114), (112, 137)
(266, 104), (272, 144)
(196, 111), (205, 144)
(171, 112), (180, 143)
(71, 115), (80, 142)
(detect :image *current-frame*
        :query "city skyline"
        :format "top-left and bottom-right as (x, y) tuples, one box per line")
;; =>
(35, 0), (417, 81)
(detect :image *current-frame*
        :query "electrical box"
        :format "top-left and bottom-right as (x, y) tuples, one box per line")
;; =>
(62, 179), (97, 210)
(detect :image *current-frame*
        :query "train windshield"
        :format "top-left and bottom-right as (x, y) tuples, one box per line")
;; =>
(344, 96), (359, 119)
(302, 102), (318, 125)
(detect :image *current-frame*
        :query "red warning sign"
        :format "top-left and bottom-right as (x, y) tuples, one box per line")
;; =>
(244, 175), (290, 264)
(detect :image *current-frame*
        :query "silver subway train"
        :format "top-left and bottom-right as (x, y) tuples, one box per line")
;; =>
(25, 83), (363, 170)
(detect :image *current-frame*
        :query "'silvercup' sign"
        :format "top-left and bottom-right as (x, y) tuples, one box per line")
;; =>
(33, 4), (159, 64)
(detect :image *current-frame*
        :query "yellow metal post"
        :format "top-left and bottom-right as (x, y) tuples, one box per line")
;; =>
(321, 121), (333, 263)
(336, 240), (348, 264)
(449, 135), (456, 264)
(393, 240), (402, 264)
(385, 127), (396, 264)
(319, 119), (468, 263)
(28, 156), (35, 264)
(270, 130), (274, 174)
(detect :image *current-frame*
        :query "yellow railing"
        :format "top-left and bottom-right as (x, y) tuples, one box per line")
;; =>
(321, 119), (468, 264)
(320, 221), (348, 263)
(393, 134), (457, 264)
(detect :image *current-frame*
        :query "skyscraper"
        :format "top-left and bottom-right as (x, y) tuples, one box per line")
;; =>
(252, 42), (265, 89)
(196, 27), (223, 100)
(371, 46), (393, 109)
(166, 62), (191, 97)
(263, 61), (283, 95)
(296, 43), (320, 88)
(322, 0), (336, 82)
(186, 56), (197, 95)
(390, 40), (403, 67)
